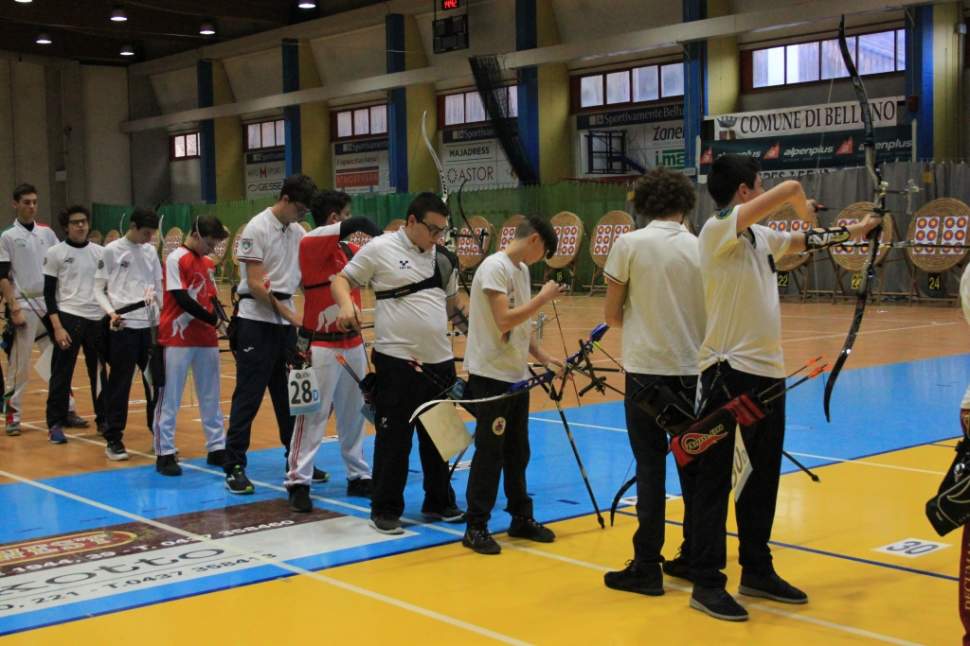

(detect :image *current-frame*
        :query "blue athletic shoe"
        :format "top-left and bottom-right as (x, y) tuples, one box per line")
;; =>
(48, 425), (67, 444)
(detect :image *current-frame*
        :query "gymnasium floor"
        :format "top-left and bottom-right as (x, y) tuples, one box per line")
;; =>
(0, 294), (966, 645)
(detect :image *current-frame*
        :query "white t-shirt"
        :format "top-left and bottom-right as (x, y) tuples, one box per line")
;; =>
(342, 228), (458, 364)
(465, 252), (533, 383)
(604, 220), (706, 376)
(961, 266), (970, 409)
(97, 236), (164, 330)
(236, 208), (305, 325)
(0, 219), (59, 308)
(697, 205), (792, 379)
(43, 241), (104, 320)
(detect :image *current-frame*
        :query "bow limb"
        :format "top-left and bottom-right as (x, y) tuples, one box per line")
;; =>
(822, 17), (886, 422)
(421, 110), (448, 206)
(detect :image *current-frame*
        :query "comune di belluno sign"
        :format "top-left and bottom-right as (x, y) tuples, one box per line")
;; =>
(700, 96), (912, 175)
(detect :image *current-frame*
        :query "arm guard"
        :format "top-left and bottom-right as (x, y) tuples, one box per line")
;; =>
(805, 225), (851, 250)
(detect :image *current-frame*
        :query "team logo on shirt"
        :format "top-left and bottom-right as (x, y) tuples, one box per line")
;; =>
(240, 238), (253, 253)
(120, 260), (130, 268)
(398, 260), (410, 269)
(492, 417), (506, 436)
(64, 257), (75, 264)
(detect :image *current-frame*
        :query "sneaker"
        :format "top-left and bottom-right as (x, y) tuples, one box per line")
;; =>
(604, 560), (664, 596)
(64, 413), (90, 428)
(156, 454), (182, 476)
(690, 586), (749, 622)
(739, 570), (808, 604)
(206, 449), (226, 467)
(662, 555), (692, 582)
(347, 478), (373, 498)
(287, 484), (312, 513)
(311, 467), (330, 484)
(462, 525), (501, 555)
(422, 504), (466, 523)
(507, 516), (555, 543)
(105, 440), (129, 461)
(48, 425), (67, 444)
(370, 515), (404, 535)
(225, 466), (254, 494)
(5, 422), (20, 437)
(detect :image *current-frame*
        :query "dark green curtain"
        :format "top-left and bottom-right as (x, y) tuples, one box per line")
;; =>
(92, 182), (629, 286)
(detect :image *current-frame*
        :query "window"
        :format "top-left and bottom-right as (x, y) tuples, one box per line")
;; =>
(586, 130), (627, 175)
(751, 28), (905, 89)
(632, 66), (659, 102)
(333, 104), (388, 140)
(605, 71), (630, 104)
(440, 87), (517, 127)
(246, 118), (286, 150)
(577, 61), (683, 111)
(170, 132), (200, 160)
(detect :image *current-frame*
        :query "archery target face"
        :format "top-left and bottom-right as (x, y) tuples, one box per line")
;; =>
(766, 219), (811, 234)
(553, 225), (579, 256)
(831, 218), (861, 256)
(912, 215), (969, 257)
(592, 224), (633, 256)
(457, 227), (489, 255)
(500, 225), (517, 249)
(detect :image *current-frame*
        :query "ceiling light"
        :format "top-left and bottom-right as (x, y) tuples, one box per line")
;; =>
(298, 1), (317, 9)
(110, 6), (128, 22)
(14, 0), (33, 4)
(199, 21), (216, 36)
(35, 33), (52, 45)
(120, 44), (135, 56)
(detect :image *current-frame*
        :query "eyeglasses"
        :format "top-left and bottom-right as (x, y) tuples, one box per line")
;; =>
(420, 220), (447, 238)
(67, 219), (88, 226)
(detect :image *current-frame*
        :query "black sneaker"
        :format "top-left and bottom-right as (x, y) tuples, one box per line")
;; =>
(739, 570), (808, 604)
(287, 484), (312, 513)
(347, 478), (373, 498)
(421, 504), (466, 523)
(507, 516), (555, 543)
(105, 440), (129, 461)
(462, 526), (501, 555)
(604, 560), (664, 596)
(370, 515), (404, 535)
(225, 466), (254, 494)
(312, 467), (329, 484)
(156, 454), (183, 476)
(64, 412), (90, 428)
(206, 449), (226, 467)
(690, 586), (749, 622)
(662, 555), (692, 582)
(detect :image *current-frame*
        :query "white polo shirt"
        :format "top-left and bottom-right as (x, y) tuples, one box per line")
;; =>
(0, 219), (59, 307)
(97, 236), (164, 330)
(44, 241), (104, 320)
(961, 266), (970, 409)
(465, 252), (533, 383)
(341, 228), (457, 364)
(604, 220), (706, 376)
(697, 205), (792, 379)
(236, 208), (305, 325)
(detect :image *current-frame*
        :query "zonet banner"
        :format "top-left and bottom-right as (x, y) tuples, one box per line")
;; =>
(333, 138), (390, 194)
(244, 149), (285, 200)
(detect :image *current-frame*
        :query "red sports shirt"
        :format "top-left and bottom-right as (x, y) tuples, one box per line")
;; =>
(159, 246), (218, 347)
(300, 223), (363, 350)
